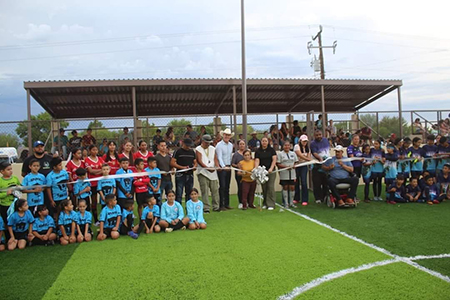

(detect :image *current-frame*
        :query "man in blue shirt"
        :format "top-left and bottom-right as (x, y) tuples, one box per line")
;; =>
(215, 128), (234, 210)
(310, 130), (330, 203)
(322, 145), (358, 207)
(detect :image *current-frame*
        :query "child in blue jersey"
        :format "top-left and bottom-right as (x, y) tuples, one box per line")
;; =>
(436, 137), (450, 173)
(422, 135), (438, 178)
(406, 177), (422, 203)
(398, 137), (412, 181)
(187, 188), (207, 230)
(116, 157), (134, 209)
(76, 199), (92, 243)
(97, 194), (121, 241)
(97, 164), (116, 207)
(370, 140), (385, 201)
(139, 196), (161, 234)
(423, 175), (440, 205)
(408, 137), (424, 179)
(74, 168), (92, 211)
(120, 202), (139, 239)
(361, 144), (373, 203)
(387, 175), (407, 204)
(32, 205), (56, 246)
(0, 218), (5, 251)
(7, 199), (34, 250)
(437, 164), (450, 196)
(159, 190), (190, 233)
(22, 159), (46, 213)
(46, 157), (70, 218)
(384, 144), (399, 200)
(58, 199), (78, 245)
(146, 157), (161, 206)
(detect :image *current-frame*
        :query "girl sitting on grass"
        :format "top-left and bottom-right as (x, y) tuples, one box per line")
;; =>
(7, 199), (34, 250)
(58, 199), (78, 246)
(186, 188), (207, 230)
(32, 205), (57, 246)
(159, 190), (190, 233)
(76, 199), (92, 243)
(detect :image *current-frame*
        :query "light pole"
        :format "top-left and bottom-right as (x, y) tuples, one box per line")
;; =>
(241, 0), (248, 141)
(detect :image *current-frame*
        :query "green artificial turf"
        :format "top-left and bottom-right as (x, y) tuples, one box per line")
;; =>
(43, 204), (389, 300)
(0, 244), (79, 300)
(415, 258), (450, 277)
(299, 262), (450, 299)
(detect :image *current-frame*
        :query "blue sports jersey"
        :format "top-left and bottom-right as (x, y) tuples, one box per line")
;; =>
(370, 148), (385, 173)
(116, 168), (134, 198)
(33, 215), (55, 232)
(384, 152), (398, 179)
(437, 172), (450, 194)
(422, 144), (437, 172)
(0, 218), (4, 242)
(408, 147), (424, 172)
(141, 205), (160, 221)
(424, 184), (439, 201)
(436, 145), (450, 170)
(22, 173), (46, 206)
(145, 167), (161, 195)
(347, 145), (362, 167)
(398, 147), (411, 173)
(74, 179), (91, 199)
(46, 170), (69, 201)
(99, 205), (121, 229)
(58, 210), (78, 234)
(7, 210), (34, 233)
(97, 178), (116, 205)
(121, 209), (135, 227)
(186, 199), (206, 224)
(160, 201), (184, 223)
(76, 211), (92, 225)
(362, 153), (372, 179)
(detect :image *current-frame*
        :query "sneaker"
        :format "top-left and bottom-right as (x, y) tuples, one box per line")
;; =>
(238, 203), (243, 209)
(165, 228), (173, 233)
(94, 221), (100, 227)
(181, 226), (186, 230)
(427, 201), (433, 205)
(248, 205), (256, 209)
(364, 199), (371, 203)
(262, 206), (267, 209)
(290, 204), (297, 208)
(388, 201), (396, 205)
(293, 200), (299, 204)
(268, 207), (274, 211)
(315, 199), (322, 204)
(301, 202), (308, 206)
(128, 231), (138, 239)
(433, 200), (440, 204)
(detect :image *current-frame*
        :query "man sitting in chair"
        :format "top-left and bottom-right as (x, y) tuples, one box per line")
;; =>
(322, 145), (358, 207)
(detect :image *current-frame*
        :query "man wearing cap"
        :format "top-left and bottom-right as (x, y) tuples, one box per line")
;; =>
(171, 138), (197, 204)
(22, 141), (54, 177)
(248, 132), (260, 152)
(195, 135), (220, 213)
(216, 128), (234, 210)
(119, 127), (133, 147)
(322, 145), (358, 207)
(51, 128), (69, 159)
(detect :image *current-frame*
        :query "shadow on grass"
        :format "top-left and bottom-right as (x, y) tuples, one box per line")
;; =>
(0, 243), (79, 300)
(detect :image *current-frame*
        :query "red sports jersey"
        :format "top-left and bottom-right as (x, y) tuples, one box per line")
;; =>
(133, 151), (154, 169)
(102, 154), (120, 174)
(119, 153), (136, 172)
(84, 156), (104, 187)
(66, 159), (85, 182)
(133, 174), (150, 193)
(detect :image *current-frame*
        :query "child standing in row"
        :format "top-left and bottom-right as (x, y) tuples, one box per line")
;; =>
(133, 158), (150, 219)
(370, 140), (385, 201)
(146, 157), (161, 206)
(7, 199), (34, 250)
(159, 190), (189, 233)
(0, 162), (21, 239)
(0, 219), (5, 251)
(97, 194), (121, 241)
(46, 157), (69, 218)
(97, 164), (116, 208)
(238, 150), (257, 209)
(116, 158), (134, 209)
(186, 188), (206, 230)
(32, 205), (56, 246)
(22, 159), (46, 213)
(73, 168), (91, 210)
(85, 145), (104, 225)
(384, 144), (399, 200)
(361, 144), (372, 203)
(409, 137), (424, 179)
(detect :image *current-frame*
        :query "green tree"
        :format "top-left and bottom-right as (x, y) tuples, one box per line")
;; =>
(377, 116), (409, 139)
(16, 112), (69, 151)
(167, 119), (193, 140)
(141, 120), (158, 141)
(81, 120), (121, 144)
(0, 133), (20, 148)
(359, 114), (377, 130)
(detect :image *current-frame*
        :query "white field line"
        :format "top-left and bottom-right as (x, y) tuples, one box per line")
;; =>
(276, 204), (450, 299)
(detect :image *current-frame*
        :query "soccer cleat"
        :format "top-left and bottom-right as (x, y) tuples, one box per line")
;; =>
(94, 221), (100, 227)
(388, 201), (396, 205)
(433, 200), (440, 204)
(290, 204), (297, 208)
(427, 201), (433, 205)
(165, 228), (173, 233)
(181, 226), (186, 230)
(293, 200), (299, 204)
(301, 202), (308, 206)
(262, 206), (267, 209)
(268, 207), (274, 211)
(127, 231), (138, 239)
(238, 203), (243, 209)
(315, 199), (322, 204)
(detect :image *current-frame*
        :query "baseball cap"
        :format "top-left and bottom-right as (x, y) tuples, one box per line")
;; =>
(300, 135), (309, 141)
(183, 138), (194, 147)
(335, 145), (344, 152)
(33, 141), (45, 147)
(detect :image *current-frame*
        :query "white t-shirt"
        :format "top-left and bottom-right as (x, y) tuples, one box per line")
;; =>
(195, 145), (218, 181)
(294, 144), (311, 163)
(277, 151), (297, 180)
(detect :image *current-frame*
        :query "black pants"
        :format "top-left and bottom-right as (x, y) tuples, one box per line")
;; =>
(389, 193), (407, 203)
(353, 166), (362, 179)
(120, 214), (134, 235)
(0, 205), (10, 240)
(235, 173), (242, 204)
(218, 170), (231, 208)
(168, 220), (185, 231)
(312, 168), (328, 201)
(327, 176), (359, 201)
(372, 172), (383, 197)
(136, 218), (155, 235)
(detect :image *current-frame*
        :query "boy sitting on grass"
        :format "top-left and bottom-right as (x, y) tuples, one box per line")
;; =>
(120, 201), (139, 239)
(140, 196), (161, 234)
(97, 194), (121, 241)
(387, 174), (407, 204)
(406, 177), (422, 203)
(423, 175), (440, 205)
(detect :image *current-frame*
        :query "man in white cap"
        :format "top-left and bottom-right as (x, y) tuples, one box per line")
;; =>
(195, 134), (220, 213)
(215, 128), (234, 210)
(322, 145), (358, 207)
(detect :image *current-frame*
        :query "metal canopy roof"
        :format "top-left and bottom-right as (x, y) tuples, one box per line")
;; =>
(24, 78), (402, 119)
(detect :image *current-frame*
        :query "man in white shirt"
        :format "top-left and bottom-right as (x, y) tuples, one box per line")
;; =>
(195, 135), (220, 213)
(215, 128), (234, 210)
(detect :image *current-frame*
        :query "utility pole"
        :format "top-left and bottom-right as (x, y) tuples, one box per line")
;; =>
(308, 26), (337, 135)
(241, 0), (248, 141)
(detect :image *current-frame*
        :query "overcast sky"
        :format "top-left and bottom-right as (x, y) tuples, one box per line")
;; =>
(0, 0), (449, 121)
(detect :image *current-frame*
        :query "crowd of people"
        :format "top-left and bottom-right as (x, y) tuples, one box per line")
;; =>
(0, 119), (449, 251)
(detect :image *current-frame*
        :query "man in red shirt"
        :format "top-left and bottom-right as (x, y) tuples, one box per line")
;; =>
(82, 128), (97, 149)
